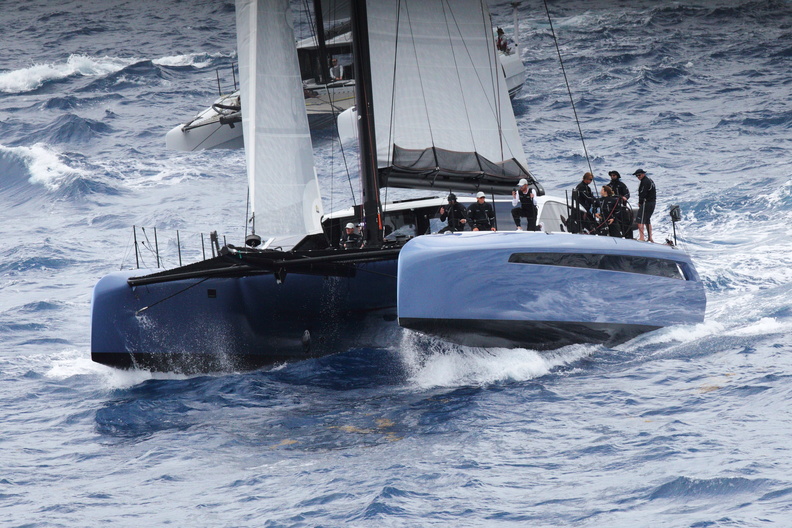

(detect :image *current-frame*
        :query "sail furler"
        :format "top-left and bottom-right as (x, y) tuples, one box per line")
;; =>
(236, 0), (324, 238)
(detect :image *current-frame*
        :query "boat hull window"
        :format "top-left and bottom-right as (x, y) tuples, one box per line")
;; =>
(509, 252), (687, 280)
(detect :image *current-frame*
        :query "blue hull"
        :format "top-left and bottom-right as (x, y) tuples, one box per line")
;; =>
(397, 232), (706, 349)
(90, 260), (399, 372)
(92, 232), (706, 371)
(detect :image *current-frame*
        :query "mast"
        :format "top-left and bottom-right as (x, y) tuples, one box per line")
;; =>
(349, 0), (382, 247)
(312, 0), (330, 84)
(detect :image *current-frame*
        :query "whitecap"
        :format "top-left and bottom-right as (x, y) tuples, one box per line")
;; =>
(0, 54), (135, 94)
(0, 143), (88, 191)
(153, 52), (230, 69)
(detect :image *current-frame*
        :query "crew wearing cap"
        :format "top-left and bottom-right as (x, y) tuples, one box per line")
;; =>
(608, 170), (630, 202)
(340, 221), (362, 249)
(467, 191), (496, 231)
(633, 168), (656, 242)
(438, 193), (468, 232)
(607, 170), (633, 239)
(511, 178), (537, 231)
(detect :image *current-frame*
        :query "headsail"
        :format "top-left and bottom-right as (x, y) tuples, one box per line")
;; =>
(367, 0), (537, 194)
(236, 0), (324, 239)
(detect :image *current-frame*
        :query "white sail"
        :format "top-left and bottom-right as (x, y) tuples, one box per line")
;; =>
(236, 0), (324, 238)
(367, 0), (527, 169)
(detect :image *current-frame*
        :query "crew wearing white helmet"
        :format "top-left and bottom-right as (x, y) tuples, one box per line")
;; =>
(467, 191), (496, 231)
(511, 178), (537, 231)
(340, 222), (362, 249)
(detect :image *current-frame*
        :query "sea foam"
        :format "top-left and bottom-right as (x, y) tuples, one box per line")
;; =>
(0, 54), (134, 94)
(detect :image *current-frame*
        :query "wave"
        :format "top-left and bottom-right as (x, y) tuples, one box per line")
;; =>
(0, 54), (134, 94)
(397, 331), (595, 389)
(647, 476), (770, 501)
(153, 52), (234, 70)
(0, 143), (120, 203)
(20, 113), (113, 145)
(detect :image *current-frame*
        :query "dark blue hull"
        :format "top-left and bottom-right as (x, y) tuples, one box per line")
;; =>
(90, 260), (399, 372)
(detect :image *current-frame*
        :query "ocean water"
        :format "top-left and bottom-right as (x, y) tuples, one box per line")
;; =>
(2, 0), (792, 526)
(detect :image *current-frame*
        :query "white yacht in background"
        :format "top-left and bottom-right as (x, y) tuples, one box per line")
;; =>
(165, 11), (526, 152)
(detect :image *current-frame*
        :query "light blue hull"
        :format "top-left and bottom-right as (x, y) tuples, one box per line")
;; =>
(397, 232), (706, 348)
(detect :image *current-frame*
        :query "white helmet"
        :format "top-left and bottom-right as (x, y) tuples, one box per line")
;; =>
(518, 178), (529, 187)
(345, 222), (355, 229)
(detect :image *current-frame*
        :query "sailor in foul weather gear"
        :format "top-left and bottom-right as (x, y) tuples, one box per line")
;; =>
(634, 168), (656, 242)
(595, 185), (622, 237)
(574, 172), (596, 214)
(608, 170), (633, 238)
(439, 193), (468, 232)
(340, 222), (362, 249)
(467, 191), (496, 231)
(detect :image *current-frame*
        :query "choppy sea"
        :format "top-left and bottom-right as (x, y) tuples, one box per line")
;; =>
(2, 0), (792, 526)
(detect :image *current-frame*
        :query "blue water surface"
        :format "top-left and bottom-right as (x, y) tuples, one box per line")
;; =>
(2, 1), (792, 526)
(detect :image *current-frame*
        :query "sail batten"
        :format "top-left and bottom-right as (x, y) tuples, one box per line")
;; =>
(236, 0), (323, 239)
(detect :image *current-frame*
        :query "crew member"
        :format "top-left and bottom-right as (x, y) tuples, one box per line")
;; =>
(595, 185), (621, 237)
(574, 172), (596, 214)
(511, 178), (537, 231)
(467, 191), (496, 231)
(439, 193), (468, 232)
(608, 170), (633, 238)
(340, 222), (362, 249)
(634, 168), (656, 242)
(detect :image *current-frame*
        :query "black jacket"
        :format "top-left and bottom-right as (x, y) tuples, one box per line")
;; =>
(439, 201), (468, 231)
(609, 177), (630, 200)
(340, 231), (362, 249)
(467, 201), (495, 230)
(638, 177), (656, 204)
(574, 181), (595, 211)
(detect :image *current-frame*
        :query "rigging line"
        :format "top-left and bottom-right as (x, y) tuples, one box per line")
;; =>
(486, 5), (505, 160)
(386, 0), (402, 171)
(404, 0), (436, 148)
(542, 0), (596, 182)
(119, 229), (135, 271)
(440, 0), (477, 156)
(135, 277), (211, 315)
(331, 117), (357, 207)
(444, 2), (514, 160)
(140, 227), (159, 262)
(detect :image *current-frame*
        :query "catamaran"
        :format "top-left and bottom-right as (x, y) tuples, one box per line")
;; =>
(91, 0), (705, 372)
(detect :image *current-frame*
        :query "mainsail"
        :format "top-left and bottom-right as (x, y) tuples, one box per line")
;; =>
(236, 0), (324, 239)
(367, 0), (534, 193)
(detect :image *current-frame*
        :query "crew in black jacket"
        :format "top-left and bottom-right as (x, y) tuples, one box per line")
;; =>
(574, 172), (596, 214)
(439, 193), (468, 232)
(634, 168), (656, 242)
(595, 185), (622, 237)
(608, 170), (633, 238)
(340, 222), (362, 249)
(468, 191), (496, 231)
